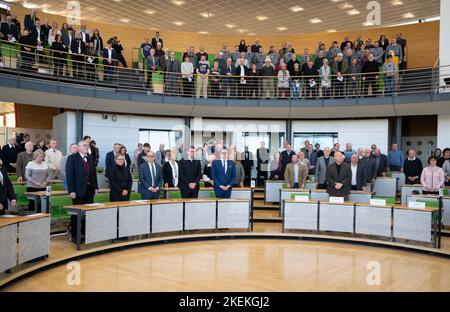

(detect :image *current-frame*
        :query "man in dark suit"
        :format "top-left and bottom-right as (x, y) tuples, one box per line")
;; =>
(151, 31), (163, 49)
(105, 143), (121, 179)
(240, 145), (253, 186)
(211, 149), (236, 199)
(30, 19), (46, 45)
(361, 148), (377, 184)
(256, 142), (270, 186)
(326, 151), (352, 198)
(374, 148), (388, 177)
(83, 136), (98, 167)
(349, 154), (367, 191)
(71, 31), (87, 78)
(138, 151), (162, 200)
(1, 14), (19, 41)
(1, 136), (19, 173)
(80, 24), (90, 44)
(280, 144), (295, 177)
(102, 39), (118, 81)
(24, 9), (38, 31)
(66, 140), (99, 241)
(178, 146), (202, 198)
(0, 165), (17, 216)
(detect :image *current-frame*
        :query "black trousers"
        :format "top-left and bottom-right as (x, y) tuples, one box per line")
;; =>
(243, 168), (252, 186)
(364, 77), (378, 96)
(183, 78), (194, 96)
(0, 199), (7, 215)
(180, 186), (200, 198)
(317, 183), (328, 190)
(422, 191), (439, 195)
(257, 169), (268, 186)
(72, 55), (85, 78)
(70, 187), (95, 241)
(110, 192), (130, 202)
(117, 54), (128, 68)
(405, 177), (420, 185)
(27, 187), (46, 212)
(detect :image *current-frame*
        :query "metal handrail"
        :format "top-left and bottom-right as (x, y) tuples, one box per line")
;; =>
(1, 39), (450, 99)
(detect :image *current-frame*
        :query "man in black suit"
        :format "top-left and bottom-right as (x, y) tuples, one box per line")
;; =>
(83, 136), (98, 167)
(24, 9), (38, 31)
(349, 154), (367, 191)
(1, 136), (19, 173)
(326, 151), (352, 198)
(1, 14), (19, 41)
(178, 146), (202, 198)
(66, 140), (99, 241)
(280, 144), (295, 177)
(71, 31), (87, 78)
(0, 165), (16, 216)
(241, 145), (253, 187)
(80, 24), (90, 44)
(374, 148), (388, 177)
(256, 142), (270, 186)
(361, 148), (377, 184)
(31, 19), (46, 45)
(151, 31), (163, 49)
(105, 143), (121, 179)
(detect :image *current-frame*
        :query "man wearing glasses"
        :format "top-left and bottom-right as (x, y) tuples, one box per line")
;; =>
(139, 151), (162, 200)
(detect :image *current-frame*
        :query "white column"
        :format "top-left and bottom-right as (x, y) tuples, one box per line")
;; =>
(439, 0), (450, 92)
(52, 112), (77, 155)
(437, 114), (450, 148)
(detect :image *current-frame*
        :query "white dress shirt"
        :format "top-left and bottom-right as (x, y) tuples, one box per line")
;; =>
(351, 164), (358, 186)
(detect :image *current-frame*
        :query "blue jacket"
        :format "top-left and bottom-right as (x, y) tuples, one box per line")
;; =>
(104, 151), (116, 179)
(211, 159), (236, 189)
(139, 162), (162, 197)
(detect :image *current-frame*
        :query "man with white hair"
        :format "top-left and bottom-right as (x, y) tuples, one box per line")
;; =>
(315, 147), (335, 189)
(16, 141), (35, 183)
(45, 139), (63, 178)
(260, 58), (275, 98)
(326, 151), (352, 198)
(1, 136), (19, 172)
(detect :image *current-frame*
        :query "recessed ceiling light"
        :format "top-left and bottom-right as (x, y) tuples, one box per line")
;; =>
(225, 24), (236, 28)
(198, 31), (209, 34)
(23, 2), (38, 8)
(112, 0), (122, 2)
(332, 0), (345, 2)
(290, 6), (304, 12)
(171, 0), (185, 5)
(403, 12), (414, 18)
(145, 10), (155, 15)
(119, 18), (129, 23)
(277, 26), (287, 31)
(327, 29), (337, 32)
(391, 0), (403, 5)
(173, 21), (184, 26)
(339, 2), (353, 9)
(42, 8), (57, 14)
(200, 12), (214, 18)
(256, 16), (268, 21)
(310, 18), (322, 24)
(236, 29), (248, 33)
(347, 9), (360, 15)
(362, 21), (374, 26)
(247, 33), (256, 36)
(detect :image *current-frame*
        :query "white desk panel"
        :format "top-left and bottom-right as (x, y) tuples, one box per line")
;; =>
(151, 203), (184, 234)
(319, 203), (354, 233)
(118, 205), (151, 238)
(355, 205), (391, 237)
(85, 208), (118, 245)
(217, 201), (249, 229)
(393, 209), (432, 243)
(284, 201), (318, 231)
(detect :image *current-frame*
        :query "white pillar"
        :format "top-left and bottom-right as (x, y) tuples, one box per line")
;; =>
(53, 112), (77, 155)
(437, 114), (450, 148)
(439, 0), (450, 92)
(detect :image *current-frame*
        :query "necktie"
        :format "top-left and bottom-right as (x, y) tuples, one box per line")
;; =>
(0, 171), (3, 185)
(223, 160), (227, 174)
(150, 163), (156, 187)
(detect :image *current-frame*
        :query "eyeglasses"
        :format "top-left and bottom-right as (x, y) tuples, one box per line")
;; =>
(116, 158), (125, 161)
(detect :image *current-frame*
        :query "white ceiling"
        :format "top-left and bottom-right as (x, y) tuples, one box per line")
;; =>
(9, 0), (441, 35)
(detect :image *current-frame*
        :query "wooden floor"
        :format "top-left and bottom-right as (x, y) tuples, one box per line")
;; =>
(3, 237), (450, 292)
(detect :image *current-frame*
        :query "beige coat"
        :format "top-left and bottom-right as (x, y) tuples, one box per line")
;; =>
(284, 162), (308, 187)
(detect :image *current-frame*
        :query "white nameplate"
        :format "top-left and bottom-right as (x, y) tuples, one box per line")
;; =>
(329, 197), (344, 204)
(294, 195), (310, 202)
(370, 199), (386, 206)
(250, 180), (256, 188)
(408, 201), (426, 209)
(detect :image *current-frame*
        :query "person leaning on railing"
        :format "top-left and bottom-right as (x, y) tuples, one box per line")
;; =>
(51, 34), (68, 77)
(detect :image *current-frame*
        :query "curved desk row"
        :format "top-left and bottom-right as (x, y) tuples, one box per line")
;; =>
(407, 194), (450, 227)
(0, 214), (50, 273)
(163, 187), (253, 201)
(64, 199), (251, 250)
(282, 200), (441, 248)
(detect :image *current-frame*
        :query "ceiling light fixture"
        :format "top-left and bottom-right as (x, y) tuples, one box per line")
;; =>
(339, 2), (353, 9)
(225, 24), (236, 28)
(173, 21), (184, 26)
(145, 10), (155, 15)
(362, 21), (374, 26)
(327, 29), (337, 32)
(198, 31), (209, 34)
(290, 6), (304, 12)
(119, 18), (129, 23)
(171, 0), (185, 5)
(391, 0), (403, 5)
(403, 12), (415, 18)
(310, 18), (322, 24)
(277, 26), (287, 31)
(200, 12), (214, 18)
(347, 9), (360, 15)
(256, 16), (268, 21)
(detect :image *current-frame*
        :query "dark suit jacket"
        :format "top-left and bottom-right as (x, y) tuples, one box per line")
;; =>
(241, 151), (253, 173)
(326, 162), (352, 197)
(0, 22), (19, 40)
(109, 164), (132, 196)
(178, 159), (202, 192)
(280, 150), (295, 175)
(0, 166), (16, 210)
(104, 151), (116, 179)
(211, 159), (236, 188)
(31, 26), (46, 44)
(360, 157), (377, 182)
(23, 15), (36, 31)
(66, 153), (99, 197)
(162, 161), (178, 187)
(138, 162), (162, 197)
(70, 39), (86, 56)
(1, 144), (19, 171)
(351, 163), (367, 190)
(102, 48), (118, 66)
(151, 37), (163, 49)
(375, 154), (388, 177)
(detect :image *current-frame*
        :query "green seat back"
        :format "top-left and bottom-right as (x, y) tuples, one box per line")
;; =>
(209, 191), (216, 198)
(130, 192), (141, 200)
(290, 193), (310, 200)
(50, 195), (73, 221)
(416, 199), (439, 208)
(94, 193), (110, 203)
(52, 183), (65, 191)
(168, 191), (182, 199)
(13, 185), (28, 206)
(9, 175), (18, 182)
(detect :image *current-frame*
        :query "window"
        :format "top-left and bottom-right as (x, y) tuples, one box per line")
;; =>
(139, 129), (183, 150)
(293, 133), (338, 151)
